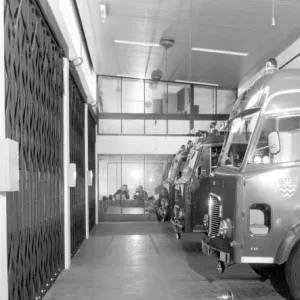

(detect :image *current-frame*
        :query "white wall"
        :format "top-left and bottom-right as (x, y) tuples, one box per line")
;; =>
(238, 37), (300, 96)
(97, 135), (198, 155)
(47, 0), (97, 104)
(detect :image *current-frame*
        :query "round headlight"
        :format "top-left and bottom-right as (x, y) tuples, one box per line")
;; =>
(203, 214), (208, 227)
(218, 218), (232, 238)
(253, 156), (262, 164)
(262, 156), (270, 164)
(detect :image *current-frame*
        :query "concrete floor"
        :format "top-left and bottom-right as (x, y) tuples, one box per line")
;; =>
(44, 222), (283, 300)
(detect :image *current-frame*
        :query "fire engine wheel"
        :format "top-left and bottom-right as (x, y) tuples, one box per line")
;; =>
(175, 232), (181, 240)
(156, 213), (163, 223)
(285, 240), (300, 300)
(249, 264), (276, 279)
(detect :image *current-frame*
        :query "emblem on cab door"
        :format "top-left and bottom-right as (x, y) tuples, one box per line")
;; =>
(279, 177), (297, 199)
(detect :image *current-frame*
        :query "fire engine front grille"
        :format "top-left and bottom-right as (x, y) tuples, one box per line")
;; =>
(208, 193), (221, 237)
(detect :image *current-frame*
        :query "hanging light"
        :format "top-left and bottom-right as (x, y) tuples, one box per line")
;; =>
(159, 38), (175, 50)
(151, 69), (162, 81)
(159, 37), (175, 82)
(271, 0), (276, 26)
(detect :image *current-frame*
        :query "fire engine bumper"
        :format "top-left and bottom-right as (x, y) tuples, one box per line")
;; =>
(201, 240), (230, 263)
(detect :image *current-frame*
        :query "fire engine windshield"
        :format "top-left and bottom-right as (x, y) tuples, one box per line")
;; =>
(219, 111), (259, 168)
(180, 148), (199, 182)
(167, 151), (187, 183)
(249, 114), (300, 166)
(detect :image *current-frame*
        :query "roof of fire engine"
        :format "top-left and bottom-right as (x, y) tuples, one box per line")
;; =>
(229, 69), (300, 121)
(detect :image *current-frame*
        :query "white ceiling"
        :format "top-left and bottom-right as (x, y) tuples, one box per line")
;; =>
(77, 0), (300, 88)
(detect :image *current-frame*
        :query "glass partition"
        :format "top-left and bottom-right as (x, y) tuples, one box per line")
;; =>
(168, 83), (190, 114)
(98, 119), (121, 134)
(122, 79), (144, 113)
(98, 77), (121, 113)
(194, 120), (214, 132)
(145, 81), (167, 114)
(217, 89), (236, 114)
(194, 86), (215, 114)
(98, 155), (173, 215)
(122, 120), (144, 134)
(97, 76), (235, 136)
(168, 120), (190, 135)
(145, 120), (167, 134)
(98, 156), (122, 214)
(144, 162), (163, 215)
(121, 156), (145, 214)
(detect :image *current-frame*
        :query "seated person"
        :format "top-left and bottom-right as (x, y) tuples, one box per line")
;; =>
(134, 185), (148, 201)
(111, 184), (130, 201)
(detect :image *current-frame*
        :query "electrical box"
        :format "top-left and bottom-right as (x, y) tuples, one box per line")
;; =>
(87, 170), (93, 186)
(68, 163), (77, 187)
(0, 139), (19, 192)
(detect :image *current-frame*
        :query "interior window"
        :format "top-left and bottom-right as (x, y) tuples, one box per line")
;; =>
(219, 112), (259, 168)
(249, 203), (271, 235)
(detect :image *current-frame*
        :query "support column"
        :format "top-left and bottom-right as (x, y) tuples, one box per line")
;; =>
(63, 57), (71, 270)
(95, 126), (98, 225)
(84, 104), (89, 238)
(0, 1), (9, 298)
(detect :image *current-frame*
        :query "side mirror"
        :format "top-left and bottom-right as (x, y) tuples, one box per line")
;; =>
(197, 166), (202, 178)
(268, 131), (280, 154)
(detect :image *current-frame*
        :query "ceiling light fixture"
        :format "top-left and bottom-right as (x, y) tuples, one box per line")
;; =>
(192, 47), (248, 57)
(99, 4), (108, 23)
(175, 80), (219, 87)
(114, 40), (160, 47)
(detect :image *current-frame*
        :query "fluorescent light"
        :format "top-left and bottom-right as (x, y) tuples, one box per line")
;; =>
(114, 40), (160, 47)
(175, 80), (219, 87)
(192, 47), (248, 57)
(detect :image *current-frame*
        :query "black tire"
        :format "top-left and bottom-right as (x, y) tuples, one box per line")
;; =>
(249, 264), (276, 279)
(285, 240), (300, 300)
(270, 264), (290, 300)
(156, 211), (163, 223)
(176, 232), (181, 240)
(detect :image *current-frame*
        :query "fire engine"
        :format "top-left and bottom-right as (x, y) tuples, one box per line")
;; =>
(201, 60), (300, 300)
